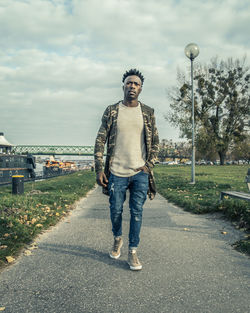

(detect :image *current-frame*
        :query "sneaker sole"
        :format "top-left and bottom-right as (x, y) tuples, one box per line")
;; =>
(129, 264), (142, 271)
(109, 252), (121, 259)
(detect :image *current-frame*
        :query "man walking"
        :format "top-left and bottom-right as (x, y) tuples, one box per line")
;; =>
(94, 69), (159, 270)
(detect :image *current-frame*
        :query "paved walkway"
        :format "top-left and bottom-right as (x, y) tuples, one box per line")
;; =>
(0, 186), (249, 313)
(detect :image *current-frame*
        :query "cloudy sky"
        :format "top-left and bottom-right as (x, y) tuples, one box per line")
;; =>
(1, 0), (249, 146)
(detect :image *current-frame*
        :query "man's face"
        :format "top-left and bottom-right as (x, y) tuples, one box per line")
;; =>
(123, 75), (142, 100)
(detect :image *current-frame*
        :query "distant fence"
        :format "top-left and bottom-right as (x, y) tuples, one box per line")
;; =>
(0, 169), (83, 187)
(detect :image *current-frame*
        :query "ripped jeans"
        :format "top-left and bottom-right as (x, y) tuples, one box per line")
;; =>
(108, 171), (149, 249)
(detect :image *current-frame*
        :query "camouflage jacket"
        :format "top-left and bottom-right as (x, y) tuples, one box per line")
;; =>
(94, 101), (159, 200)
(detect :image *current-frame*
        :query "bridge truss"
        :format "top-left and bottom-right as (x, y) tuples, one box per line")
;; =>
(13, 145), (95, 156)
(13, 145), (189, 159)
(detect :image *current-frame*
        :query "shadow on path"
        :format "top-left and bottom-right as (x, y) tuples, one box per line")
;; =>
(39, 243), (129, 270)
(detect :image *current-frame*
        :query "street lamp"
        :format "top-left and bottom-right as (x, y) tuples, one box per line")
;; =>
(184, 43), (199, 184)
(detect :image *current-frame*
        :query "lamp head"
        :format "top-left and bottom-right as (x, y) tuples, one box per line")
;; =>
(184, 43), (199, 60)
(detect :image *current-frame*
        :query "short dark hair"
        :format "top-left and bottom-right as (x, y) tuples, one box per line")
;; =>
(122, 69), (144, 85)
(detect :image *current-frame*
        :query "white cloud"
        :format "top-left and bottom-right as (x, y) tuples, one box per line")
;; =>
(0, 0), (249, 145)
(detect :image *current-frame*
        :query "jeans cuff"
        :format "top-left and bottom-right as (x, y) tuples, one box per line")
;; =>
(129, 246), (137, 251)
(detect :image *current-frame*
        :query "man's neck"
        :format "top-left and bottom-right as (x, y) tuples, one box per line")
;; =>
(122, 99), (139, 107)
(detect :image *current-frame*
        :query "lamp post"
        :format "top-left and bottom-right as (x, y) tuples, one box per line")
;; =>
(184, 43), (199, 184)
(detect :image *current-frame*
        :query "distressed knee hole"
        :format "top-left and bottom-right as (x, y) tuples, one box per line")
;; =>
(110, 182), (114, 194)
(134, 216), (141, 222)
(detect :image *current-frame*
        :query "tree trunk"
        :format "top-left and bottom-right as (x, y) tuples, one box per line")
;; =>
(218, 151), (226, 165)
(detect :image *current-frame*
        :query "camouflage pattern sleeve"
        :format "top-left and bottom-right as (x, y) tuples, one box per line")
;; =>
(145, 110), (159, 170)
(94, 106), (110, 174)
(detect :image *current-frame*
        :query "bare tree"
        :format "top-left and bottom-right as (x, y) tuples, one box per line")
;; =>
(166, 57), (250, 164)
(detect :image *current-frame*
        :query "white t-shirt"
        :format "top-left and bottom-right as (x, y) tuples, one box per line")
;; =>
(110, 102), (146, 177)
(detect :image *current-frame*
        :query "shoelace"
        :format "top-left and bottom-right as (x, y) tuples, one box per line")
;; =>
(131, 252), (139, 265)
(113, 239), (121, 252)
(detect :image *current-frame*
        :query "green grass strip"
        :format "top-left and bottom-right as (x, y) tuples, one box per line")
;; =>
(0, 170), (96, 268)
(154, 165), (250, 254)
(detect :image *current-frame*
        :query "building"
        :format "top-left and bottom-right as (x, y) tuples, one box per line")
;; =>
(0, 132), (12, 154)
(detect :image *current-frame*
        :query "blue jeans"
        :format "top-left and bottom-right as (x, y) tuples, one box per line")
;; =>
(108, 171), (149, 249)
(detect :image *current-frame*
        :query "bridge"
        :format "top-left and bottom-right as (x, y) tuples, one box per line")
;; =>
(13, 145), (95, 156)
(13, 145), (189, 159)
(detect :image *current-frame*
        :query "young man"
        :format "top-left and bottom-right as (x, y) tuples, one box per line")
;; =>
(94, 69), (159, 270)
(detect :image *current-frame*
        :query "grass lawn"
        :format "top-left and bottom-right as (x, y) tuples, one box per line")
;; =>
(1, 165), (249, 267)
(154, 164), (250, 254)
(0, 170), (96, 269)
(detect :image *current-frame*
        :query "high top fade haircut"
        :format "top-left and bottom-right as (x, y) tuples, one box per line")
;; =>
(122, 69), (144, 86)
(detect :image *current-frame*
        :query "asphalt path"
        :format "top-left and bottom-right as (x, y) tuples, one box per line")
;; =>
(0, 186), (249, 313)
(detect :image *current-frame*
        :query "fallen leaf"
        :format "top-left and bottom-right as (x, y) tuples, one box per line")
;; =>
(28, 242), (38, 250)
(31, 218), (37, 224)
(0, 245), (8, 250)
(55, 212), (60, 216)
(221, 231), (227, 235)
(24, 250), (32, 256)
(3, 233), (10, 238)
(0, 307), (6, 311)
(6, 256), (15, 263)
(35, 224), (43, 227)
(28, 245), (38, 250)
(183, 228), (190, 231)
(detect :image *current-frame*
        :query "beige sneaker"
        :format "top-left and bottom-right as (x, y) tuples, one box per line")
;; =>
(128, 249), (142, 271)
(109, 237), (123, 259)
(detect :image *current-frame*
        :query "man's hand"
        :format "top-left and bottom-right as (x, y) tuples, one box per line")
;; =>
(96, 172), (108, 187)
(134, 165), (149, 173)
